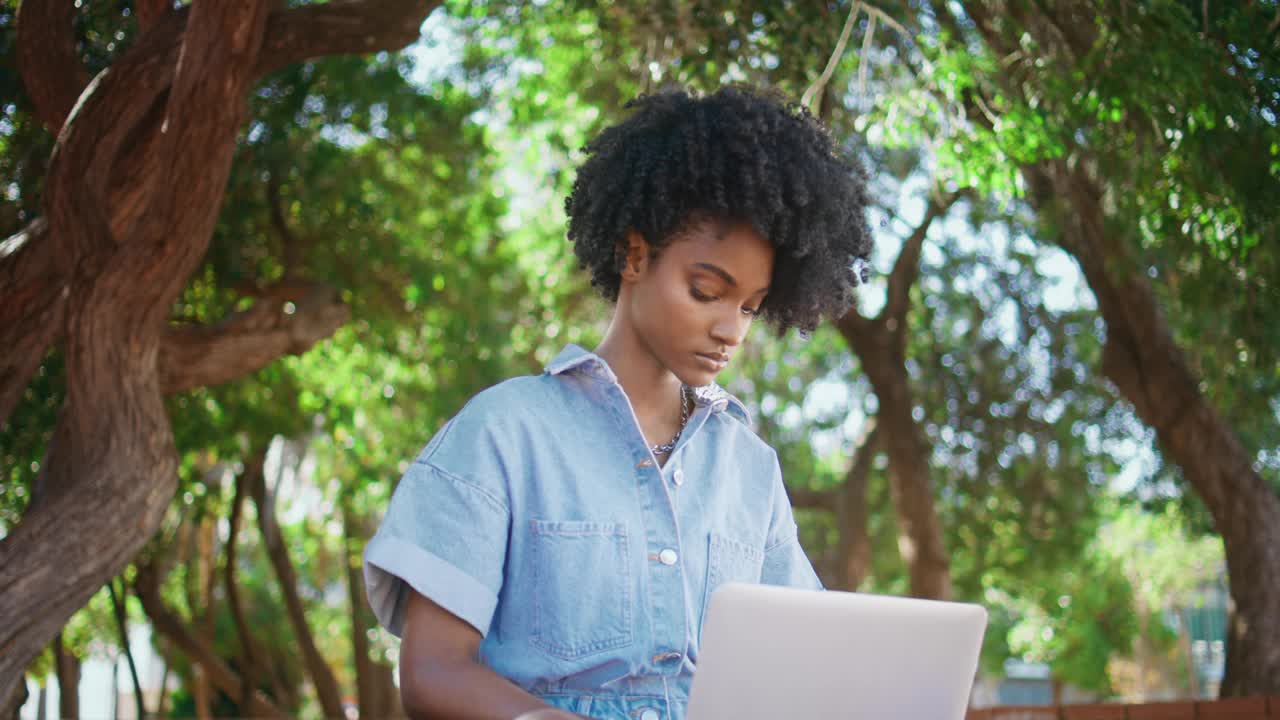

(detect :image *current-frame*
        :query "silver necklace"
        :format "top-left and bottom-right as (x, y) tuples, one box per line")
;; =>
(649, 385), (691, 456)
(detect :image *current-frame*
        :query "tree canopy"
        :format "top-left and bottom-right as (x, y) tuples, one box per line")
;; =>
(2, 0), (1275, 715)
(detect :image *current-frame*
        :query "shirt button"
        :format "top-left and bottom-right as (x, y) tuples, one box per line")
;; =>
(640, 710), (660, 720)
(672, 468), (684, 486)
(658, 549), (678, 565)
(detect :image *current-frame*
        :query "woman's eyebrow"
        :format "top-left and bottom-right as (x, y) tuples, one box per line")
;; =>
(692, 262), (769, 295)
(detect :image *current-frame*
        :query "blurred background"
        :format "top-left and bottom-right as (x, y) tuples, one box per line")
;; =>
(1, 0), (1276, 718)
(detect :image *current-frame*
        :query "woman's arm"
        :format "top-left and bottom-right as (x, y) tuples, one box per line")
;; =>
(400, 589), (583, 720)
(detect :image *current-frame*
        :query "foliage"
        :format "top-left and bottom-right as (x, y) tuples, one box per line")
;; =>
(3, 0), (1267, 708)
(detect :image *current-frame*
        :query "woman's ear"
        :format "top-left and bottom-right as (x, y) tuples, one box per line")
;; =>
(616, 228), (650, 282)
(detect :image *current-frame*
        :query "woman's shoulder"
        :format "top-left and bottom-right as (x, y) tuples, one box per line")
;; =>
(414, 373), (568, 481)
(423, 372), (571, 449)
(454, 372), (569, 421)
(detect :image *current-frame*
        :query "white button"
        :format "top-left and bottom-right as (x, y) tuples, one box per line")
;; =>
(672, 469), (685, 486)
(658, 549), (678, 565)
(640, 710), (660, 720)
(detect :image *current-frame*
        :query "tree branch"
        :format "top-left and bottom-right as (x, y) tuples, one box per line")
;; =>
(833, 303), (876, 349)
(267, 171), (305, 274)
(160, 281), (349, 395)
(254, 0), (444, 77)
(15, 0), (91, 133)
(108, 579), (148, 720)
(0, 219), (65, 426)
(802, 1), (860, 113)
(882, 194), (955, 325)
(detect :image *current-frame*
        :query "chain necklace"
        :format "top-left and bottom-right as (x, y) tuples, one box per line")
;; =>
(649, 385), (691, 456)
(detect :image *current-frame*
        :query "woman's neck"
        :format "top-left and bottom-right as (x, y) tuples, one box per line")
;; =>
(595, 320), (683, 428)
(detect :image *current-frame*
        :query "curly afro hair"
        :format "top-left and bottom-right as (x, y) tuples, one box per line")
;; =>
(564, 85), (872, 334)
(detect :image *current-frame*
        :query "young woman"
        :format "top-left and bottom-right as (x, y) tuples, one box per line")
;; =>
(363, 85), (872, 720)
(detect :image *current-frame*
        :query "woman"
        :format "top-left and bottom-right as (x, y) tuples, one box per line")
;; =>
(363, 85), (872, 720)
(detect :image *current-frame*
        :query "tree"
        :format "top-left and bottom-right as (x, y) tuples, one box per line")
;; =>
(832, 193), (957, 600)
(884, 1), (1280, 694)
(0, 0), (442, 701)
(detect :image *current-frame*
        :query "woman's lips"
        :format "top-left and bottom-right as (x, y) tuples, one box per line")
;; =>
(695, 352), (729, 372)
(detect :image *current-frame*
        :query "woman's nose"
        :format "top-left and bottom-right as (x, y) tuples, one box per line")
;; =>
(710, 309), (750, 348)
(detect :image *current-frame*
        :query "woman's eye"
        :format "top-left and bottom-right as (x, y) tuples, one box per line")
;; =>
(742, 306), (760, 317)
(690, 287), (716, 302)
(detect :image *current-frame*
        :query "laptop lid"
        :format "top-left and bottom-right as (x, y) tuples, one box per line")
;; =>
(687, 583), (988, 720)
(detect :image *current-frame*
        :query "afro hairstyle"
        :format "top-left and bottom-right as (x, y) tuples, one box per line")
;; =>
(564, 84), (872, 334)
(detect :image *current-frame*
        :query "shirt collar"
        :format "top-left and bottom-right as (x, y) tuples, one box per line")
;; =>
(544, 344), (752, 424)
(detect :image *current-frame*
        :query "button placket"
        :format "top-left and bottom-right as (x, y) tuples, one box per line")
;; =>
(609, 382), (693, 679)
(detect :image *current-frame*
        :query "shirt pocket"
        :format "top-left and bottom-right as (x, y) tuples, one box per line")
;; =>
(529, 519), (634, 660)
(701, 532), (765, 630)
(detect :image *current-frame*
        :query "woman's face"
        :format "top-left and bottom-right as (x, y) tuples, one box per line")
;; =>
(621, 218), (775, 387)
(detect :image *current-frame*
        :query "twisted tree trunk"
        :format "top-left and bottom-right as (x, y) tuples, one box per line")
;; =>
(0, 0), (439, 702)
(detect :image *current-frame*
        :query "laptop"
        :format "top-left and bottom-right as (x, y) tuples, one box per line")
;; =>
(687, 583), (988, 719)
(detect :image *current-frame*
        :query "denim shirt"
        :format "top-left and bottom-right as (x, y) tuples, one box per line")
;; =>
(363, 344), (822, 720)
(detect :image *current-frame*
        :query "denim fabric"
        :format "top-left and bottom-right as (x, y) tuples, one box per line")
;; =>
(363, 344), (822, 720)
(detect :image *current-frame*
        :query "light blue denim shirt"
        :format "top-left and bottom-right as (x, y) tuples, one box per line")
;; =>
(363, 344), (821, 720)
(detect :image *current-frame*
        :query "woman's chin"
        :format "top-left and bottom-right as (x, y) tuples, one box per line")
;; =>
(675, 364), (720, 388)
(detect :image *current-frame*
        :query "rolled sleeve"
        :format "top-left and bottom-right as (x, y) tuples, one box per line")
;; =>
(363, 460), (511, 638)
(761, 454), (823, 591)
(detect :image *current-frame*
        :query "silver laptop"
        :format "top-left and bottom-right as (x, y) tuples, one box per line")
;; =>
(687, 583), (988, 719)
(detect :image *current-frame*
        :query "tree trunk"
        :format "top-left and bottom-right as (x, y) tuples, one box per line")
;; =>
(0, 1), (272, 703)
(196, 511), (218, 720)
(54, 633), (80, 720)
(1024, 160), (1280, 696)
(835, 426), (880, 591)
(225, 451), (267, 713)
(344, 504), (406, 719)
(134, 560), (287, 718)
(0, 1), (440, 701)
(0, 673), (26, 720)
(155, 660), (170, 720)
(835, 197), (956, 600)
(107, 580), (147, 720)
(249, 444), (347, 719)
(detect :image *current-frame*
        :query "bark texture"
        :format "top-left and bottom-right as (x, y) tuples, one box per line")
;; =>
(0, 0), (442, 703)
